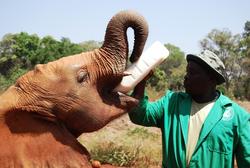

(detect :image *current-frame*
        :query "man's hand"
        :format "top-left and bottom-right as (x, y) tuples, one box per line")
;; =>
(132, 70), (154, 99)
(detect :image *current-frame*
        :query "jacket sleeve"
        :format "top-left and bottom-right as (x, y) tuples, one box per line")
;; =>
(128, 90), (174, 127)
(236, 108), (250, 168)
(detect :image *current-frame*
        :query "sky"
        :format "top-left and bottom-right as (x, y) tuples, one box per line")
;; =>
(0, 0), (250, 54)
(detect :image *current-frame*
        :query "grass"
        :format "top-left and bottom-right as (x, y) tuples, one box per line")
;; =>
(79, 115), (162, 168)
(90, 142), (140, 167)
(127, 127), (160, 141)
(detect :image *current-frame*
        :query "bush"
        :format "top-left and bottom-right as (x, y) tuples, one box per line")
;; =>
(90, 142), (139, 167)
(0, 67), (27, 91)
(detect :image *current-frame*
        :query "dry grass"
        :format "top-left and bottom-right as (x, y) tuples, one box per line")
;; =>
(79, 114), (162, 168)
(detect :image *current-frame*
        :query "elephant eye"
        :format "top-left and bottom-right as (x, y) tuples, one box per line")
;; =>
(77, 70), (88, 83)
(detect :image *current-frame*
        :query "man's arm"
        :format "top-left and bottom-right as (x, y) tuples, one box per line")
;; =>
(131, 72), (149, 99)
(129, 73), (169, 127)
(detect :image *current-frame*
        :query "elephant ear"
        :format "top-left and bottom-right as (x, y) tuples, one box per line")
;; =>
(101, 10), (149, 64)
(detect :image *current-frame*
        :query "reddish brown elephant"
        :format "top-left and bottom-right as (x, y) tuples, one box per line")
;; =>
(0, 10), (148, 168)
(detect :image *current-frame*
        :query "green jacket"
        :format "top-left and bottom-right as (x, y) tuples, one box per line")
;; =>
(129, 90), (250, 168)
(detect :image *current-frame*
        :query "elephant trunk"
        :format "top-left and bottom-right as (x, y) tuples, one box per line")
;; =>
(101, 10), (149, 70)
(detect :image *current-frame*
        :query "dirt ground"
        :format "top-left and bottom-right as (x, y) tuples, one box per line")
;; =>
(237, 101), (250, 112)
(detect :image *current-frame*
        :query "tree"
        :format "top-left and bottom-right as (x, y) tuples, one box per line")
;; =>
(160, 44), (186, 76)
(79, 40), (102, 51)
(59, 37), (84, 56)
(240, 21), (250, 99)
(36, 36), (85, 64)
(12, 32), (41, 69)
(160, 44), (186, 91)
(147, 67), (168, 92)
(147, 44), (186, 92)
(0, 34), (17, 75)
(200, 29), (244, 97)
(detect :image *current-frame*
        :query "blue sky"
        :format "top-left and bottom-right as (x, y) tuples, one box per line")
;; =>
(0, 0), (249, 54)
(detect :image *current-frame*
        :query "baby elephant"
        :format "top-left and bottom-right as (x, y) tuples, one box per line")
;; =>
(0, 10), (148, 168)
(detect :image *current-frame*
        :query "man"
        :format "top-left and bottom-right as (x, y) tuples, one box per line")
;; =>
(129, 50), (250, 168)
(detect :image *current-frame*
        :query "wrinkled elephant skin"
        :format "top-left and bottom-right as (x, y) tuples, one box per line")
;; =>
(0, 10), (148, 167)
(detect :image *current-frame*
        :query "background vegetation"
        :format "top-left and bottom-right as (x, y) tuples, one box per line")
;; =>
(0, 21), (250, 167)
(0, 22), (250, 99)
(1, 22), (250, 99)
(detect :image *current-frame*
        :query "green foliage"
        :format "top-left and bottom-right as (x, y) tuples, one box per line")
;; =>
(79, 40), (102, 51)
(36, 36), (84, 64)
(147, 68), (168, 92)
(199, 24), (250, 100)
(160, 44), (186, 76)
(243, 21), (250, 37)
(157, 44), (186, 91)
(0, 67), (27, 91)
(243, 78), (250, 100)
(90, 142), (139, 167)
(168, 63), (186, 91)
(0, 55), (18, 76)
(0, 34), (18, 76)
(12, 32), (40, 68)
(200, 28), (242, 91)
(146, 43), (186, 92)
(241, 21), (250, 99)
(0, 75), (9, 91)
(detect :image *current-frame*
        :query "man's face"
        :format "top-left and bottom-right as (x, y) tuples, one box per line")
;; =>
(184, 60), (214, 96)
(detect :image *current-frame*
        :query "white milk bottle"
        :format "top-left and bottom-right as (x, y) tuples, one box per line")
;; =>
(114, 41), (169, 93)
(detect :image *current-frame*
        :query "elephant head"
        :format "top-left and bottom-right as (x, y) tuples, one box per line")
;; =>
(1, 10), (148, 137)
